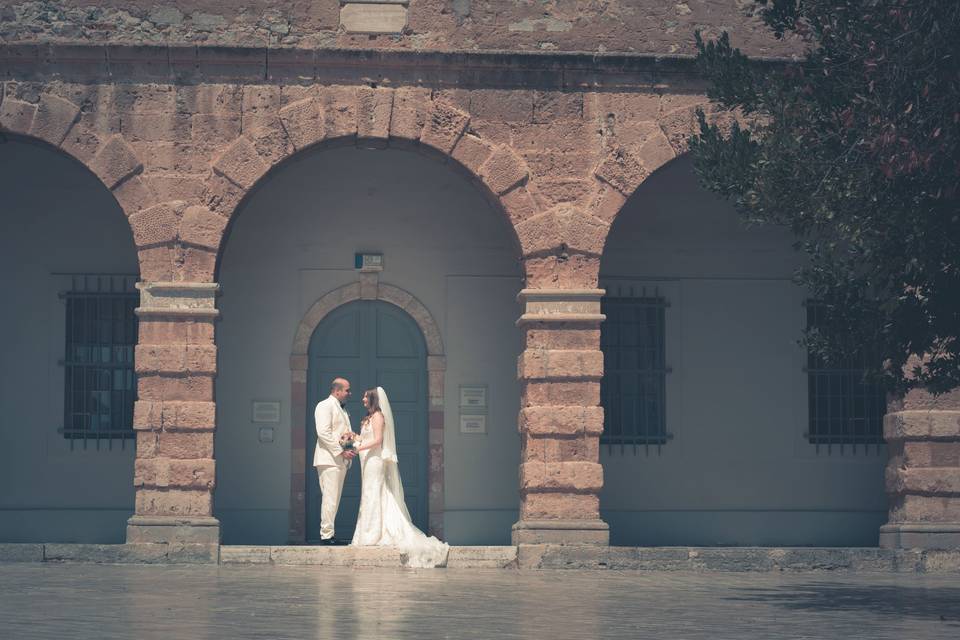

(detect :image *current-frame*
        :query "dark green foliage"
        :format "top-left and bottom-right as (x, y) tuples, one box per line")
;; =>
(691, 0), (960, 393)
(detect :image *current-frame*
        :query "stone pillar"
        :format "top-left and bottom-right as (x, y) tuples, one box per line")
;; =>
(880, 388), (960, 549)
(512, 289), (609, 545)
(126, 282), (221, 555)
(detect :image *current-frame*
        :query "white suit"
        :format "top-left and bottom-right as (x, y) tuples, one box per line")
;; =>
(313, 394), (353, 540)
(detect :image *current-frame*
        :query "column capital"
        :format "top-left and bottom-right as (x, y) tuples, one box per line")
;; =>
(516, 288), (605, 326)
(136, 281), (221, 319)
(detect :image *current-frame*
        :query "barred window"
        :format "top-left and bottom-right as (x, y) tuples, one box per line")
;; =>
(600, 294), (670, 449)
(805, 302), (886, 448)
(60, 275), (138, 447)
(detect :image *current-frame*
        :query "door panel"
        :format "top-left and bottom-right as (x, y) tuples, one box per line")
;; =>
(306, 300), (429, 542)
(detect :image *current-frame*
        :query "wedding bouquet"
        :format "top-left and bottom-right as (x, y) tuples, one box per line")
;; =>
(339, 432), (358, 452)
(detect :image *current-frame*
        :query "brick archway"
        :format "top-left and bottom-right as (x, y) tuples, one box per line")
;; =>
(287, 277), (446, 543)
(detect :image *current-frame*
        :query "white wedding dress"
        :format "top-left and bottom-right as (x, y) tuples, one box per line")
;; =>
(351, 387), (449, 568)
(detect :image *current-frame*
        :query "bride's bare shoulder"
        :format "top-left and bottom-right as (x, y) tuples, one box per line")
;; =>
(371, 411), (385, 426)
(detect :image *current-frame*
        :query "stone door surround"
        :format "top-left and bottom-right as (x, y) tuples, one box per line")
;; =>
(288, 273), (446, 542)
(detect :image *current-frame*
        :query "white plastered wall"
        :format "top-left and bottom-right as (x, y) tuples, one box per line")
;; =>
(599, 157), (887, 546)
(0, 139), (138, 543)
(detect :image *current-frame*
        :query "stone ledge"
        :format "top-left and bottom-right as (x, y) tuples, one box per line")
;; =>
(220, 546), (272, 564)
(0, 43), (723, 88)
(270, 546), (403, 567)
(516, 545), (958, 572)
(0, 543), (44, 562)
(42, 543), (219, 564)
(446, 546), (519, 569)
(219, 545), (520, 568)
(3, 545), (959, 572)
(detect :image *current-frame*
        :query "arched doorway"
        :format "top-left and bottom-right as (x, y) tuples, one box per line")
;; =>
(305, 300), (429, 541)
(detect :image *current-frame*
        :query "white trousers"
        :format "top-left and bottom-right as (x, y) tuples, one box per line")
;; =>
(317, 463), (347, 540)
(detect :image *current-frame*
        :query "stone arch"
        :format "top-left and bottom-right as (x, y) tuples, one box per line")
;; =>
(194, 86), (528, 283)
(0, 89), (194, 285)
(596, 150), (691, 260)
(527, 98), (739, 291)
(287, 279), (447, 542)
(590, 105), (748, 261)
(0, 90), (149, 220)
(513, 105), (704, 290)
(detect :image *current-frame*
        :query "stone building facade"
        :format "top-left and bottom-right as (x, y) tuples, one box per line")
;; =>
(1, 1), (957, 556)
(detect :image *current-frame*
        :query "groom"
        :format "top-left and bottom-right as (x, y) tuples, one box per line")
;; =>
(313, 377), (357, 545)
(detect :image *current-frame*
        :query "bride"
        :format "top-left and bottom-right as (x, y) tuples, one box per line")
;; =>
(351, 387), (449, 568)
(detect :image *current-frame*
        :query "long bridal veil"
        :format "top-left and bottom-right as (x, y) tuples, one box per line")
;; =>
(376, 386), (411, 521)
(376, 386), (448, 567)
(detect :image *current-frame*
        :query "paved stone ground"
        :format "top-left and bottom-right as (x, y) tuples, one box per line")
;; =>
(1, 565), (959, 639)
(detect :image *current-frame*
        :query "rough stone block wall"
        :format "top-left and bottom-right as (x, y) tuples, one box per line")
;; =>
(10, 28), (952, 549)
(0, 43), (740, 542)
(0, 1), (803, 57)
(0, 55), (733, 288)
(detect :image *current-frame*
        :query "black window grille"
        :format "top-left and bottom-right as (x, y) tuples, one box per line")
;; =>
(805, 302), (886, 450)
(600, 293), (670, 451)
(60, 275), (138, 449)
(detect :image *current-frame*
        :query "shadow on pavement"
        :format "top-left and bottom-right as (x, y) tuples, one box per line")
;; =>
(727, 583), (960, 627)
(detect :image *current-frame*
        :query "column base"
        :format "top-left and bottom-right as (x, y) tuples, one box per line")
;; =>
(879, 523), (960, 550)
(126, 515), (221, 545)
(511, 519), (609, 545)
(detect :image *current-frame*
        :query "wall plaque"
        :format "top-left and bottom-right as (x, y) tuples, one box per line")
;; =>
(252, 400), (281, 423)
(340, 3), (408, 34)
(460, 415), (486, 434)
(459, 385), (487, 410)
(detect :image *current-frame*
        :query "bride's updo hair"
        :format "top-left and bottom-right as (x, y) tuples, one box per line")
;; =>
(363, 388), (381, 414)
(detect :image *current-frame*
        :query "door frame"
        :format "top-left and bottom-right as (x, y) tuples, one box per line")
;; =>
(287, 276), (446, 543)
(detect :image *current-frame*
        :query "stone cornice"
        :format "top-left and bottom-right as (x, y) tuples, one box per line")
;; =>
(0, 42), (792, 88)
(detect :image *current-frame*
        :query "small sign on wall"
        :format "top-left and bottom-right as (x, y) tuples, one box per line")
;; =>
(252, 400), (281, 423)
(460, 414), (487, 434)
(459, 385), (487, 410)
(459, 385), (488, 434)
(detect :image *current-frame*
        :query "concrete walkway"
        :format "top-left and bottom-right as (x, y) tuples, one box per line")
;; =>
(1, 563), (959, 639)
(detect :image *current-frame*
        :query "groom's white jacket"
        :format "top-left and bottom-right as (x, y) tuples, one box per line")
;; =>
(313, 395), (352, 468)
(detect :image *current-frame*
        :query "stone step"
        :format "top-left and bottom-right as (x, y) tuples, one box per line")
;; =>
(2, 543), (959, 572)
(220, 545), (520, 568)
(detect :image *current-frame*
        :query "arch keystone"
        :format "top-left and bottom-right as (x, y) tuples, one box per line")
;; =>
(390, 87), (431, 145)
(357, 86), (394, 146)
(319, 85), (360, 141)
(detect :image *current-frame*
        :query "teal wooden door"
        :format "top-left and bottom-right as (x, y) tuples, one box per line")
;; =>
(306, 300), (429, 542)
